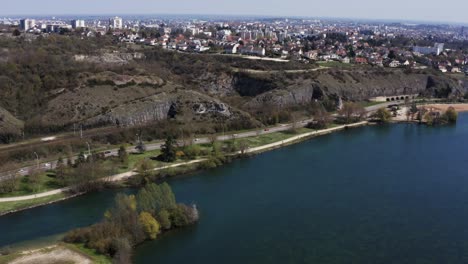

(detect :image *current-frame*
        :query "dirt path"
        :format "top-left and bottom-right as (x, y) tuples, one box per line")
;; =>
(0, 122), (368, 203)
(0, 159), (207, 203)
(9, 245), (92, 264)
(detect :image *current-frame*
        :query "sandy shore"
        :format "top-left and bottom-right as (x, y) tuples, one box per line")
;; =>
(8, 245), (92, 264)
(422, 103), (468, 112)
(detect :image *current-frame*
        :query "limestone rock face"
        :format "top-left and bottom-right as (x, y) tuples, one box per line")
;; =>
(201, 69), (465, 110)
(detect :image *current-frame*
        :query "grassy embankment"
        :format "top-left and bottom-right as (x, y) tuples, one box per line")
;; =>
(63, 243), (112, 264)
(0, 125), (348, 214)
(0, 193), (67, 215)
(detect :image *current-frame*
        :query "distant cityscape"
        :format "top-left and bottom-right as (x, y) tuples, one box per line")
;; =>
(1, 15), (468, 74)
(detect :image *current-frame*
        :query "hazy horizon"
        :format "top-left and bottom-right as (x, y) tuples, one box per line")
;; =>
(2, 0), (468, 25)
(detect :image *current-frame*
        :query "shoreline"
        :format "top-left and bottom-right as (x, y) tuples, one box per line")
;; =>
(420, 103), (468, 112)
(0, 121), (369, 217)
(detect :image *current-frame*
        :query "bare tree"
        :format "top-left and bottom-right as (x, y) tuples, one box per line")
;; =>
(339, 102), (366, 124)
(237, 139), (249, 155)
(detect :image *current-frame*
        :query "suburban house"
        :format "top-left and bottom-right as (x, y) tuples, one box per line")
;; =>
(355, 57), (368, 64)
(240, 46), (266, 56)
(389, 60), (401, 68)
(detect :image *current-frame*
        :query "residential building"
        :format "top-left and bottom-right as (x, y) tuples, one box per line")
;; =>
(71, 20), (85, 29)
(240, 46), (266, 57)
(413, 43), (444, 56)
(109, 17), (123, 29)
(20, 19), (35, 31)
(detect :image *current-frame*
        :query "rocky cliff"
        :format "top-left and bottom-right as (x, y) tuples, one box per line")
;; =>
(199, 68), (466, 110)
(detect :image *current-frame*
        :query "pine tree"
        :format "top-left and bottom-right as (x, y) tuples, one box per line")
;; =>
(160, 136), (177, 162)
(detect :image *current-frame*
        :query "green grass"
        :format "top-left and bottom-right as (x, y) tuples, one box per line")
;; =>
(224, 128), (314, 149)
(0, 171), (63, 198)
(0, 193), (66, 214)
(115, 149), (167, 173)
(359, 101), (388, 108)
(0, 251), (22, 264)
(63, 243), (111, 264)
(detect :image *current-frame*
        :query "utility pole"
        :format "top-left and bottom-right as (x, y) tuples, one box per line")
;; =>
(86, 142), (91, 156)
(33, 152), (39, 169)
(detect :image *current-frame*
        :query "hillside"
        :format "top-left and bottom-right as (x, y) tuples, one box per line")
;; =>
(0, 35), (466, 142)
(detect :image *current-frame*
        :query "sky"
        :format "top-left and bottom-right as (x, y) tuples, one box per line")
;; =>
(2, 0), (468, 25)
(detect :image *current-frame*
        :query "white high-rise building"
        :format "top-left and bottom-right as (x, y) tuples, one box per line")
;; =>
(71, 20), (85, 29)
(20, 19), (36, 31)
(414, 43), (445, 56)
(109, 17), (123, 29)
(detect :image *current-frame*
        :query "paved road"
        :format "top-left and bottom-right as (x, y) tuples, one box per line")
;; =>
(0, 121), (369, 203)
(0, 117), (315, 180)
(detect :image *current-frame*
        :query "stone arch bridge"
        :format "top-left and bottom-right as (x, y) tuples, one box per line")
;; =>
(369, 94), (419, 102)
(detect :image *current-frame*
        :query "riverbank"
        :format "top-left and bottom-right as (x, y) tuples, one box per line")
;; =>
(0, 121), (369, 216)
(422, 103), (468, 112)
(5, 115), (468, 263)
(0, 243), (111, 264)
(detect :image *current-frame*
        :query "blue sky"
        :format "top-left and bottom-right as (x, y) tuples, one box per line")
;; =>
(2, 0), (467, 24)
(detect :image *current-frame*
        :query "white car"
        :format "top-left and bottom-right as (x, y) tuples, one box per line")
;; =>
(43, 163), (51, 169)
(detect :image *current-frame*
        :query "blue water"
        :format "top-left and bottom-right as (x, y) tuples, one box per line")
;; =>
(2, 114), (468, 263)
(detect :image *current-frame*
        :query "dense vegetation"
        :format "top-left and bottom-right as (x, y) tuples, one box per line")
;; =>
(64, 183), (198, 263)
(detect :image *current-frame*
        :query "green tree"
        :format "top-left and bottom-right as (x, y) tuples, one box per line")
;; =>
(444, 107), (458, 123)
(374, 108), (392, 123)
(170, 204), (190, 227)
(136, 183), (176, 213)
(139, 212), (160, 240)
(160, 136), (177, 162)
(183, 144), (201, 160)
(157, 209), (171, 230)
(118, 146), (128, 165)
(135, 158), (154, 178)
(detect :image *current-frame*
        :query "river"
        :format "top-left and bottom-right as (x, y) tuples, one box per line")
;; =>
(2, 114), (468, 263)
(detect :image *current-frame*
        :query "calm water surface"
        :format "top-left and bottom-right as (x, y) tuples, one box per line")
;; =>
(2, 114), (468, 263)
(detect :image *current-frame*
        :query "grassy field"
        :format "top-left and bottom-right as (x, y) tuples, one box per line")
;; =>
(0, 193), (66, 214)
(222, 128), (314, 149)
(63, 243), (112, 264)
(0, 171), (62, 198)
(359, 101), (387, 108)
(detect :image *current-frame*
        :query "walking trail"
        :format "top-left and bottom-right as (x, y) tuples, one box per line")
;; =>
(0, 121), (367, 203)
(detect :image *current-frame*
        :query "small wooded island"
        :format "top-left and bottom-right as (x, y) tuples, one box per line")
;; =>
(63, 183), (198, 263)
